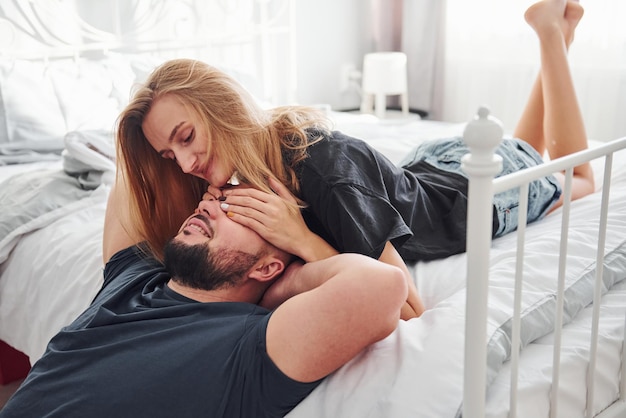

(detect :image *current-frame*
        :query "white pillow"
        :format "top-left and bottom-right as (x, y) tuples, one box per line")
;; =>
(0, 56), (135, 155)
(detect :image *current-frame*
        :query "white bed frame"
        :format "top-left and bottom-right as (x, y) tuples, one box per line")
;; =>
(461, 107), (626, 418)
(0, 0), (296, 105)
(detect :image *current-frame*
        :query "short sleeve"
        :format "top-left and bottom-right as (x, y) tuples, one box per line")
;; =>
(298, 132), (413, 259)
(309, 181), (412, 259)
(237, 312), (322, 416)
(101, 245), (159, 293)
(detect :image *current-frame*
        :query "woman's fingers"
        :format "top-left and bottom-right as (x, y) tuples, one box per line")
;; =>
(204, 185), (224, 201)
(219, 187), (278, 228)
(219, 183), (309, 255)
(268, 177), (298, 204)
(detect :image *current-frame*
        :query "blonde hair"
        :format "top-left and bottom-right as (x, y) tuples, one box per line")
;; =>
(116, 58), (331, 260)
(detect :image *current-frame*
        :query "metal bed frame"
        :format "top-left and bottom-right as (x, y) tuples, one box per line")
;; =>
(462, 107), (626, 418)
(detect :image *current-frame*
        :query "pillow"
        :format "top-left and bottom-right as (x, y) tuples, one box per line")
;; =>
(0, 53), (270, 165)
(0, 56), (136, 162)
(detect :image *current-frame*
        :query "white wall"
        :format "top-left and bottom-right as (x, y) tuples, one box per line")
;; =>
(292, 0), (442, 117)
(294, 1), (626, 141)
(293, 0), (368, 110)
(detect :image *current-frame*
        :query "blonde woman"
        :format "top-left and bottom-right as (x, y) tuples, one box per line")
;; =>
(114, 0), (593, 320)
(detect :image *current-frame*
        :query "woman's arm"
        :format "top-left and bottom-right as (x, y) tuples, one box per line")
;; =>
(102, 175), (141, 264)
(218, 178), (338, 263)
(220, 179), (424, 319)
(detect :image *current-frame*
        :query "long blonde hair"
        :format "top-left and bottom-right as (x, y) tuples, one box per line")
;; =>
(116, 58), (331, 260)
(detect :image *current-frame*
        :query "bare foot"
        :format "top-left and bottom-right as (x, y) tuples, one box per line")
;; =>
(525, 0), (584, 48)
(563, 1), (584, 48)
(525, 0), (566, 34)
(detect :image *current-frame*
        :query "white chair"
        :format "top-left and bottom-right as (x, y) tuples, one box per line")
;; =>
(360, 51), (409, 119)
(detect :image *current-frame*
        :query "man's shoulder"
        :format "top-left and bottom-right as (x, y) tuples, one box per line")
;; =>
(102, 244), (162, 290)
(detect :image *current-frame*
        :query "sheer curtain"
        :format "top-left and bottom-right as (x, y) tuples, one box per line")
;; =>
(437, 0), (626, 141)
(367, 0), (444, 116)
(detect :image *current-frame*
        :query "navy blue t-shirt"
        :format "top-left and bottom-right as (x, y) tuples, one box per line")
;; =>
(0, 246), (319, 418)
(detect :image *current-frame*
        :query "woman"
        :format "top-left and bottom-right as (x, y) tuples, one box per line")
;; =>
(115, 0), (593, 319)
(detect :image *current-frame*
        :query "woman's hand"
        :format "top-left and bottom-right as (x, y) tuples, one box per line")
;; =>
(219, 178), (337, 262)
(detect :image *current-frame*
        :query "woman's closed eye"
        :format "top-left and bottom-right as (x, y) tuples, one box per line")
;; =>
(182, 129), (194, 144)
(160, 130), (194, 161)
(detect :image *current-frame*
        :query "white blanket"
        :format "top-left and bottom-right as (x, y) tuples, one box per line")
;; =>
(287, 174), (626, 417)
(0, 130), (114, 264)
(285, 117), (626, 418)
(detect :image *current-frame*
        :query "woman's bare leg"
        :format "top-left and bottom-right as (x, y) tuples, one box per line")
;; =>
(515, 1), (583, 154)
(513, 75), (545, 155)
(522, 0), (594, 205)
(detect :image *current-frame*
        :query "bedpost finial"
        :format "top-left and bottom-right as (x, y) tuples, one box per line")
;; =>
(477, 106), (490, 119)
(463, 106), (504, 154)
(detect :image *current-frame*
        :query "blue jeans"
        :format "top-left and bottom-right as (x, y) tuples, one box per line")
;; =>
(399, 136), (562, 237)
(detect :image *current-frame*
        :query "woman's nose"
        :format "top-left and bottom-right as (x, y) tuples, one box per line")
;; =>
(177, 152), (197, 173)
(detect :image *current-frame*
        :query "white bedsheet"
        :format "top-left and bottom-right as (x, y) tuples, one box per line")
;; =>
(286, 165), (626, 417)
(0, 129), (114, 362)
(0, 114), (624, 417)
(286, 114), (626, 417)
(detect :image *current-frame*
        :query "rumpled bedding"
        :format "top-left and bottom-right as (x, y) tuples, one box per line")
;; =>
(0, 139), (64, 165)
(62, 130), (116, 189)
(0, 130), (114, 264)
(0, 56), (135, 165)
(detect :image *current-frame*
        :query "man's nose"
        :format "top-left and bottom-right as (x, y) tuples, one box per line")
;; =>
(197, 199), (219, 218)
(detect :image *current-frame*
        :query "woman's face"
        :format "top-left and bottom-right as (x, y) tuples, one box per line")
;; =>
(142, 94), (234, 187)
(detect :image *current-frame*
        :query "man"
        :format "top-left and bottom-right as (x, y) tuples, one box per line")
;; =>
(0, 181), (407, 418)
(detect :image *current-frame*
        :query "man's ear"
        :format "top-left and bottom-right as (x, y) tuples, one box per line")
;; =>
(249, 257), (286, 283)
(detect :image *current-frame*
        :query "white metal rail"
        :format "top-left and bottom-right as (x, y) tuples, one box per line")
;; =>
(461, 107), (626, 418)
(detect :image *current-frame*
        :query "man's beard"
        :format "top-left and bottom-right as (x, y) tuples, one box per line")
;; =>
(163, 238), (260, 291)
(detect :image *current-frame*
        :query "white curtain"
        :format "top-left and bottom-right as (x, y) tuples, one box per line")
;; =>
(402, 0), (445, 116)
(366, 0), (444, 116)
(437, 0), (626, 141)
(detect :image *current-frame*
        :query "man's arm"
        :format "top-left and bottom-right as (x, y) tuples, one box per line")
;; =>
(378, 242), (425, 319)
(261, 242), (424, 321)
(265, 254), (408, 383)
(218, 180), (424, 320)
(102, 175), (140, 264)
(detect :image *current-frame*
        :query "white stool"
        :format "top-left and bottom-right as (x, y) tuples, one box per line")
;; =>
(360, 51), (409, 119)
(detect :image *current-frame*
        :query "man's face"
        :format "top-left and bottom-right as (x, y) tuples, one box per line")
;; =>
(163, 200), (266, 290)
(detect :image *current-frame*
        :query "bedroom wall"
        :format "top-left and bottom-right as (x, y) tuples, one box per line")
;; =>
(295, 0), (626, 142)
(293, 0), (368, 111)
(4, 0), (621, 140)
(293, 0), (443, 116)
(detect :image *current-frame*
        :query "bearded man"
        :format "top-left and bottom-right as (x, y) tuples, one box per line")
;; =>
(0, 182), (407, 418)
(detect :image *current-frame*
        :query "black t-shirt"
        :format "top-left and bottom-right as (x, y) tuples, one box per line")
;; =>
(0, 246), (319, 418)
(298, 131), (480, 262)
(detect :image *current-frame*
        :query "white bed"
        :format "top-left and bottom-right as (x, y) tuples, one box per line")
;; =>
(0, 1), (625, 417)
(289, 113), (626, 418)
